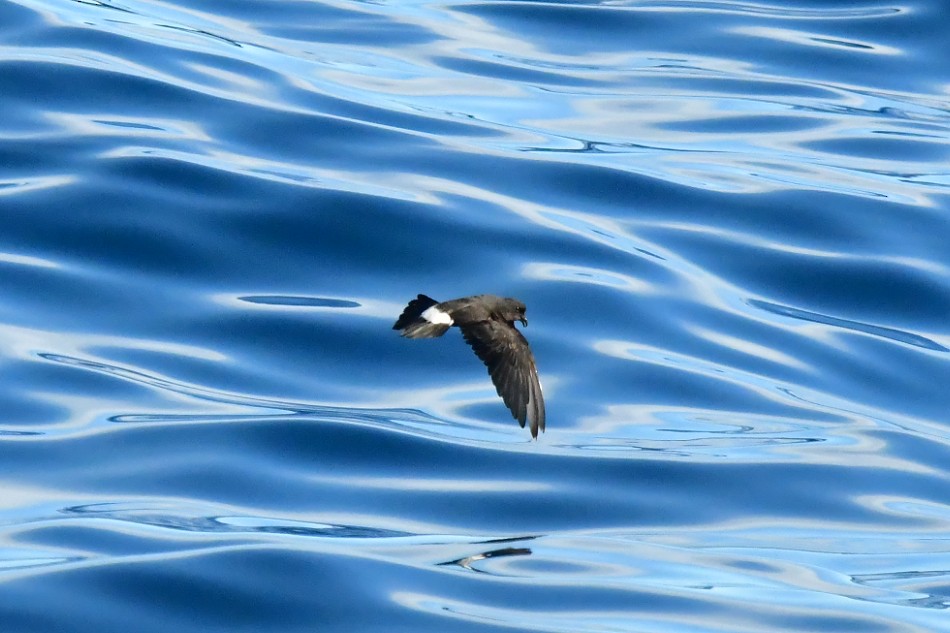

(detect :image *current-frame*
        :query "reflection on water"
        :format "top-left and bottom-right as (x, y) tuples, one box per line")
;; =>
(749, 299), (948, 351)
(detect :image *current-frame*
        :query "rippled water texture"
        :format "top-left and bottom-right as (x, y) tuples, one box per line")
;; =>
(1, 0), (948, 631)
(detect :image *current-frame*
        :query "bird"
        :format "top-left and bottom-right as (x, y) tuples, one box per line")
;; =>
(393, 294), (545, 438)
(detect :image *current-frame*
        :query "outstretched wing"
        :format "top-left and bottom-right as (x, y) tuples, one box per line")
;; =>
(460, 320), (545, 438)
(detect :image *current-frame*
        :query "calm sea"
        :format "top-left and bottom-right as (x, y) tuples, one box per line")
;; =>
(1, 1), (948, 631)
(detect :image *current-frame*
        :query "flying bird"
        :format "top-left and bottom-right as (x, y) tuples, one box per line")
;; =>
(393, 294), (545, 438)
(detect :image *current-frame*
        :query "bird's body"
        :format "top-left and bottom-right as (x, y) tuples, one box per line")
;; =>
(393, 294), (545, 438)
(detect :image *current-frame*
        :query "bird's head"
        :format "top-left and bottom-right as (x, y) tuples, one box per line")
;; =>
(502, 298), (528, 327)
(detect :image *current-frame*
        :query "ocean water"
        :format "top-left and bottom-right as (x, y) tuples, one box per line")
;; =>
(1, 0), (948, 631)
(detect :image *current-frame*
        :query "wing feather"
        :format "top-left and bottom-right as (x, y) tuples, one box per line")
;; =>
(460, 320), (545, 437)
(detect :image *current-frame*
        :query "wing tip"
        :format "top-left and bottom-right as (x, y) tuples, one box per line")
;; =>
(526, 379), (545, 439)
(528, 409), (544, 439)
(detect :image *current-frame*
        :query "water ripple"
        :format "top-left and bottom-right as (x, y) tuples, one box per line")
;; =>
(2, 0), (949, 631)
(749, 299), (949, 351)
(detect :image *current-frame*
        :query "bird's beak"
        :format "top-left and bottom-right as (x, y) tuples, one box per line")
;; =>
(520, 317), (528, 327)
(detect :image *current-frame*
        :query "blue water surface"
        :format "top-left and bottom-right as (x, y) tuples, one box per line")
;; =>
(1, 0), (949, 631)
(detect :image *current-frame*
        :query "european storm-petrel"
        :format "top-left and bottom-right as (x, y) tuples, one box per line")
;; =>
(393, 294), (545, 438)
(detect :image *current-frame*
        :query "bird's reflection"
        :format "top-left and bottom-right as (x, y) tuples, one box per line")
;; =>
(439, 546), (533, 573)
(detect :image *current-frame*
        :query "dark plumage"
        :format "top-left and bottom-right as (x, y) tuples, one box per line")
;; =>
(393, 294), (545, 438)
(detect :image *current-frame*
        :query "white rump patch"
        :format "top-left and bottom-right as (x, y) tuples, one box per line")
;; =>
(421, 305), (453, 325)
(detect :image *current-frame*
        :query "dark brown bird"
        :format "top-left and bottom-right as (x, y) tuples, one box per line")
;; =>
(393, 294), (545, 438)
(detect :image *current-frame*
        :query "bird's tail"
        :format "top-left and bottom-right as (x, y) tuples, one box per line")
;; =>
(393, 294), (452, 338)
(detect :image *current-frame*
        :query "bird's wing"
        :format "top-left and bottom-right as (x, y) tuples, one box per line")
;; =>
(460, 319), (545, 438)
